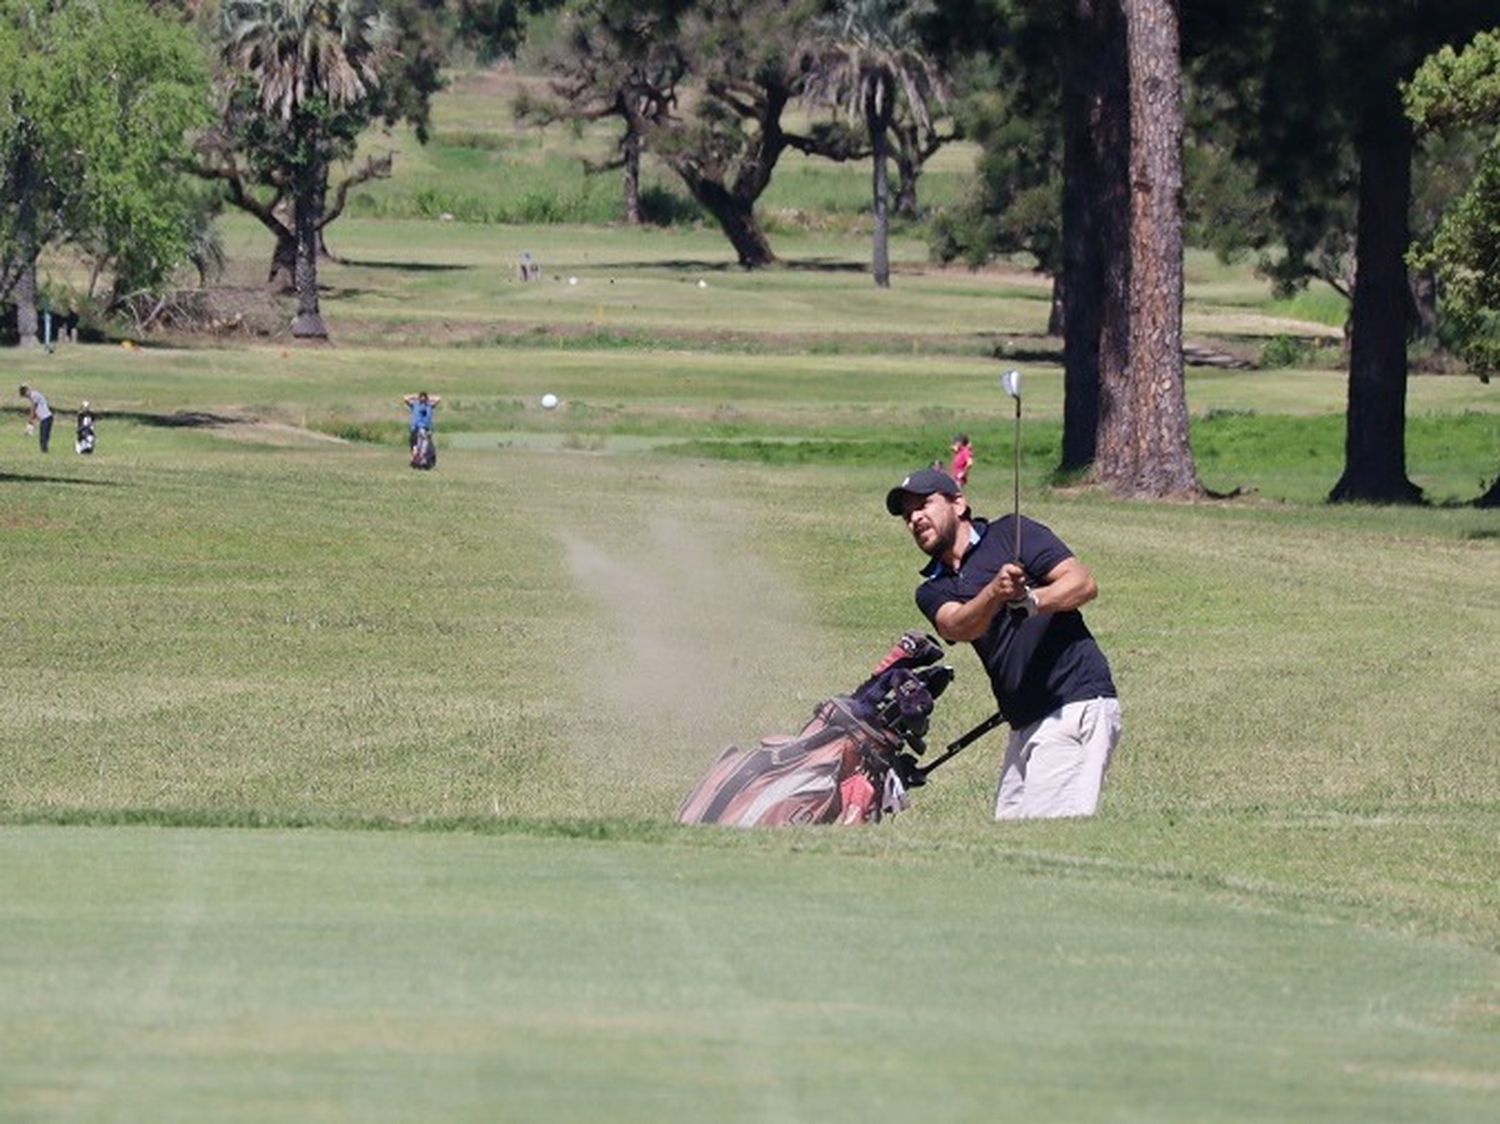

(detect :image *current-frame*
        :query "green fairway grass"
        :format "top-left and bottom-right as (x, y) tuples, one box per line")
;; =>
(4, 63), (1500, 1120)
(4, 826), (1498, 1122)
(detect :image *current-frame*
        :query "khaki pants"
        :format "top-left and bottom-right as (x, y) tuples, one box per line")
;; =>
(994, 697), (1122, 820)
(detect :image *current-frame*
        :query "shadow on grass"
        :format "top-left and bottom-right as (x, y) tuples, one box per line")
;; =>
(1, 471), (120, 487)
(121, 410), (242, 428)
(341, 259), (473, 273)
(593, 257), (869, 274)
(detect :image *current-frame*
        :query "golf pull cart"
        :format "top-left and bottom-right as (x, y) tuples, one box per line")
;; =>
(676, 633), (1004, 827)
(410, 426), (436, 470)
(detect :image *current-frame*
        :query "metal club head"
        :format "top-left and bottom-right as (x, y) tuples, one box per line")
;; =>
(1001, 369), (1022, 400)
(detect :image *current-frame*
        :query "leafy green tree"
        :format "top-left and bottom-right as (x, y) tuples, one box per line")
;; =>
(454, 0), (560, 61)
(1406, 28), (1500, 506)
(1185, 0), (1499, 504)
(803, 0), (950, 286)
(643, 0), (822, 267)
(515, 0), (687, 224)
(925, 69), (1063, 324)
(526, 0), (869, 265)
(0, 0), (208, 345)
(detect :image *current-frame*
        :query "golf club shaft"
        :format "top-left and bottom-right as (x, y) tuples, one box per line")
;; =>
(917, 711), (1005, 779)
(1013, 397), (1022, 562)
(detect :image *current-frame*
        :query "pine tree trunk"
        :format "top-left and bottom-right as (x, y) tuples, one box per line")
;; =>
(1071, 0), (1130, 475)
(1329, 114), (1421, 504)
(624, 128), (642, 225)
(870, 107), (891, 289)
(290, 168), (328, 339)
(1103, 0), (1199, 498)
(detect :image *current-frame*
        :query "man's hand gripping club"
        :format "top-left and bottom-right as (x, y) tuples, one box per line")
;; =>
(999, 563), (1041, 620)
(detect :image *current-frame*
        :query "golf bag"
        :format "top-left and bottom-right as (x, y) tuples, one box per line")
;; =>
(410, 426), (436, 470)
(75, 408), (96, 455)
(676, 632), (955, 827)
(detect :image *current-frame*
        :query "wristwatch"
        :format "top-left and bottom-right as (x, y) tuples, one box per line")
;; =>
(1008, 588), (1040, 618)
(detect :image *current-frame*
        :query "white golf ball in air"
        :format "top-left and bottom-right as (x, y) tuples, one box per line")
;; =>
(541, 393), (559, 410)
(698, 279), (708, 289)
(568, 276), (578, 286)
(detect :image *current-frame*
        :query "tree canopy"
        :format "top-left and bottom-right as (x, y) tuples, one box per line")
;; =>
(1, 0), (209, 338)
(1406, 30), (1500, 377)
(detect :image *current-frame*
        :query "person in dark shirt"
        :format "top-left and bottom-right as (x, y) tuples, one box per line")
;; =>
(886, 467), (1122, 819)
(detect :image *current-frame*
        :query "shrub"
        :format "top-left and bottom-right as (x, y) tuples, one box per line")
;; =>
(1259, 334), (1312, 369)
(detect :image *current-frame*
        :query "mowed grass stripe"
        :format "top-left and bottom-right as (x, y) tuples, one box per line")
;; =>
(2, 826), (1497, 1122)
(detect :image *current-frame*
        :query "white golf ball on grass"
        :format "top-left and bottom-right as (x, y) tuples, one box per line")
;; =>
(541, 393), (560, 410)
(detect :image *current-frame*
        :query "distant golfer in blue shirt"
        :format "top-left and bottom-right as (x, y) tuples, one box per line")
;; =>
(402, 390), (441, 452)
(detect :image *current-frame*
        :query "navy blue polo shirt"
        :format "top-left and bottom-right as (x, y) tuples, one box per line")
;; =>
(914, 516), (1116, 728)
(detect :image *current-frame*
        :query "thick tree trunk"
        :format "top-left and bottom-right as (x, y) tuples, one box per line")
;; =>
(12, 143), (40, 349)
(14, 257), (39, 350)
(1409, 263), (1438, 341)
(870, 107), (891, 289)
(684, 178), (776, 268)
(1329, 116), (1421, 504)
(623, 128), (642, 225)
(894, 148), (919, 220)
(290, 170), (328, 339)
(1065, 0), (1129, 474)
(269, 233), (296, 292)
(1100, 0), (1199, 497)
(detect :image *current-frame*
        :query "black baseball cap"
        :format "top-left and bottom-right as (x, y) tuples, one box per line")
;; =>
(885, 467), (961, 515)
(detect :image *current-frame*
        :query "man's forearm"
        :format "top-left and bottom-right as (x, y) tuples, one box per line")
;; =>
(937, 559), (1097, 641)
(1030, 563), (1097, 614)
(935, 580), (1007, 642)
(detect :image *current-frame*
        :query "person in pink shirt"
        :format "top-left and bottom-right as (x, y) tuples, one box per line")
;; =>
(949, 433), (973, 487)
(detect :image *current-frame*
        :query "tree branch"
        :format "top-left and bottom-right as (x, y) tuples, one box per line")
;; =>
(191, 155), (291, 241)
(319, 152), (393, 231)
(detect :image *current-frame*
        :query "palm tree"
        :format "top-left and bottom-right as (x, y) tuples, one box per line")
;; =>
(218, 0), (392, 338)
(803, 0), (947, 288)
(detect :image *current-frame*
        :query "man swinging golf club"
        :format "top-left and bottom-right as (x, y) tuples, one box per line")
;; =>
(885, 371), (1121, 819)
